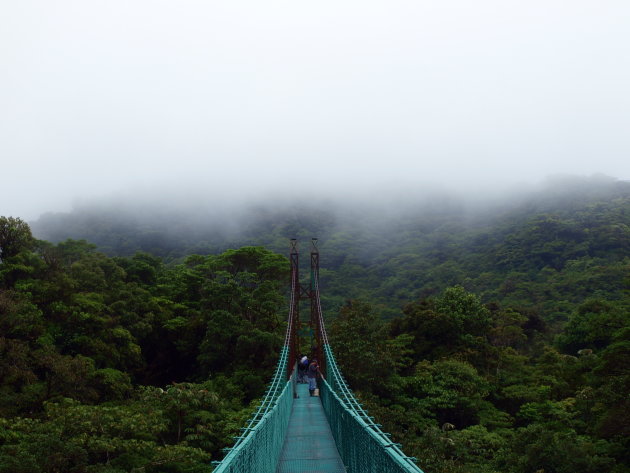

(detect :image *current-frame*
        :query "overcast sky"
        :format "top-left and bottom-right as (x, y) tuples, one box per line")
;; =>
(1, 0), (629, 220)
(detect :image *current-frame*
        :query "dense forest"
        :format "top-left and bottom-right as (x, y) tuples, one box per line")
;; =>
(0, 231), (288, 472)
(2, 175), (629, 472)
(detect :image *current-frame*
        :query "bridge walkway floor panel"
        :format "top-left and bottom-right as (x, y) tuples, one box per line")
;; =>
(275, 382), (347, 473)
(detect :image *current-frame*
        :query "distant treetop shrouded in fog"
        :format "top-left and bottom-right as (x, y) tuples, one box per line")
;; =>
(30, 174), (630, 261)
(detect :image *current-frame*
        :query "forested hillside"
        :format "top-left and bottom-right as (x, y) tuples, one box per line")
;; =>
(0, 226), (288, 472)
(33, 176), (630, 322)
(2, 175), (629, 472)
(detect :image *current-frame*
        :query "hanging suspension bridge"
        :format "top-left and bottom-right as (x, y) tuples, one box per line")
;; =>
(212, 239), (425, 473)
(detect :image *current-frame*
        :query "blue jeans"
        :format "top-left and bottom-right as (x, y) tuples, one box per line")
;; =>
(308, 377), (317, 390)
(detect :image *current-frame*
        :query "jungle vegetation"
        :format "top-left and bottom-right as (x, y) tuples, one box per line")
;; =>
(2, 175), (629, 472)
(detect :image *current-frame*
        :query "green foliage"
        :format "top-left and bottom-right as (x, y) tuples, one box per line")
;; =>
(328, 300), (398, 392)
(413, 360), (490, 428)
(436, 286), (491, 337)
(0, 398), (213, 473)
(557, 298), (627, 353)
(2, 177), (630, 472)
(338, 286), (628, 473)
(495, 424), (618, 473)
(0, 216), (34, 262)
(0, 222), (288, 470)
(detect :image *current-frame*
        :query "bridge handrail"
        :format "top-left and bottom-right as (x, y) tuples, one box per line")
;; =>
(320, 375), (424, 473)
(212, 361), (295, 473)
(313, 270), (424, 473)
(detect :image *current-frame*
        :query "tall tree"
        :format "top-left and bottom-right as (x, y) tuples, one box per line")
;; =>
(0, 217), (33, 262)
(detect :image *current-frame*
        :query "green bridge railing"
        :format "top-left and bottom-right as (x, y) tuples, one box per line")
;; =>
(313, 271), (424, 473)
(320, 345), (424, 473)
(211, 348), (295, 473)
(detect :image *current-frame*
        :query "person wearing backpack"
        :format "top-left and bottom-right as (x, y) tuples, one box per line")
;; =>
(307, 359), (319, 396)
(298, 354), (309, 383)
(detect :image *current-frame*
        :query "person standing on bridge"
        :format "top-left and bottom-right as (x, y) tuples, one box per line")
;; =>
(298, 354), (309, 383)
(307, 358), (319, 396)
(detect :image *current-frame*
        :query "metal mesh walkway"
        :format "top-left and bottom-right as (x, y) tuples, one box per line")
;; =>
(275, 383), (347, 473)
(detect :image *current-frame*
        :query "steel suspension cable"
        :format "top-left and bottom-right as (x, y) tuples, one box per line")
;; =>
(312, 266), (424, 473)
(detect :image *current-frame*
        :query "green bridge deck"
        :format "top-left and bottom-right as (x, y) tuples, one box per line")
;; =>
(275, 383), (347, 473)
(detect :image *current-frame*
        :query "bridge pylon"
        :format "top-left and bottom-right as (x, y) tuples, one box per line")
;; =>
(289, 239), (299, 381)
(310, 238), (325, 377)
(289, 238), (325, 378)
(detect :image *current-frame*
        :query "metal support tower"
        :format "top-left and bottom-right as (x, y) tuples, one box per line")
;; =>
(310, 238), (325, 377)
(290, 238), (325, 378)
(289, 239), (299, 381)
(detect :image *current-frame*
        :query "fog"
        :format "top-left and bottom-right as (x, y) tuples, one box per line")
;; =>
(1, 1), (629, 220)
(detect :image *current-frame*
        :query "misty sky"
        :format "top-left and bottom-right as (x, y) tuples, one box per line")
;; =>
(1, 0), (629, 220)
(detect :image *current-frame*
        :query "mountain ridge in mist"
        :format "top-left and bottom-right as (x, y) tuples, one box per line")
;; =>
(29, 174), (629, 259)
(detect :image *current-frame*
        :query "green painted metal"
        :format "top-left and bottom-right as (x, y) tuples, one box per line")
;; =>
(320, 346), (424, 473)
(275, 383), (346, 473)
(211, 347), (295, 473)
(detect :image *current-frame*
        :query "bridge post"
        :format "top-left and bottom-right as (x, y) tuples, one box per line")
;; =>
(310, 238), (325, 377)
(289, 239), (299, 384)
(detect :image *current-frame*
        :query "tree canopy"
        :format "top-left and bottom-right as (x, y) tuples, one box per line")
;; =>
(2, 177), (629, 472)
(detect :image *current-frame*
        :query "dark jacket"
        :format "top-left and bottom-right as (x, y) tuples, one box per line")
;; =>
(307, 361), (318, 378)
